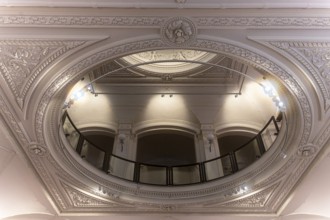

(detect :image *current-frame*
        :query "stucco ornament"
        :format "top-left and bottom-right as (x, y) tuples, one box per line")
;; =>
(161, 17), (196, 47)
(28, 144), (47, 157)
(297, 144), (318, 157)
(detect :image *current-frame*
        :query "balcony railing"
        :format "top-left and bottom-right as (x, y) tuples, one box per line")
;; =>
(62, 111), (281, 186)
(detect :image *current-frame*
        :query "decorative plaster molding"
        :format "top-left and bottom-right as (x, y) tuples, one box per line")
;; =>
(0, 15), (167, 27)
(268, 41), (330, 111)
(63, 183), (119, 208)
(0, 10), (323, 215)
(297, 144), (318, 157)
(0, 40), (85, 109)
(27, 143), (48, 157)
(161, 17), (197, 47)
(0, 94), (29, 145)
(221, 183), (279, 208)
(175, 0), (187, 3)
(36, 39), (166, 143)
(195, 17), (330, 28)
(175, 0), (187, 9)
(2, 15), (330, 28)
(316, 121), (330, 147)
(56, 131), (287, 213)
(190, 39), (312, 145)
(35, 38), (312, 213)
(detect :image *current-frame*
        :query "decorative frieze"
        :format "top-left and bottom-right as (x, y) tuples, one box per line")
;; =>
(195, 17), (330, 27)
(0, 40), (85, 108)
(0, 15), (167, 27)
(63, 183), (117, 207)
(2, 15), (330, 28)
(221, 183), (278, 208)
(269, 41), (330, 111)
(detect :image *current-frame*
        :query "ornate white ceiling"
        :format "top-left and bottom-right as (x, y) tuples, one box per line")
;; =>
(1, 0), (330, 8)
(0, 5), (330, 220)
(120, 50), (216, 74)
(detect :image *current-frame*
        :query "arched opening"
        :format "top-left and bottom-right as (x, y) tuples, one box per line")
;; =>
(136, 131), (196, 166)
(218, 133), (259, 171)
(80, 133), (115, 171)
(62, 115), (116, 172)
(136, 130), (198, 185)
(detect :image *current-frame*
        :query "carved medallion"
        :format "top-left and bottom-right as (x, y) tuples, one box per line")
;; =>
(297, 144), (318, 157)
(28, 144), (47, 157)
(161, 17), (197, 47)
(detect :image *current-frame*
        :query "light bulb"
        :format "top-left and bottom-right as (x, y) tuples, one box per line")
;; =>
(279, 105), (286, 112)
(263, 85), (272, 94)
(76, 91), (83, 99)
(71, 90), (84, 101)
(272, 96), (280, 104)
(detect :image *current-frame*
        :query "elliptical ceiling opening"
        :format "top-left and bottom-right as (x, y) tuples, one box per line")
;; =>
(119, 49), (217, 75)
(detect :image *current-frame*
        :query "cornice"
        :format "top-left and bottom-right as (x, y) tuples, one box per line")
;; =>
(195, 16), (330, 28)
(1, 15), (330, 28)
(1, 1), (330, 9)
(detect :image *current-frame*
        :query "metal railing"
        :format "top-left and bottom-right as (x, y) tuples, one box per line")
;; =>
(62, 111), (280, 186)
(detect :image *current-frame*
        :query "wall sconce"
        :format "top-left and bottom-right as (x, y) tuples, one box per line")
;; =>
(118, 133), (126, 152)
(207, 133), (215, 152)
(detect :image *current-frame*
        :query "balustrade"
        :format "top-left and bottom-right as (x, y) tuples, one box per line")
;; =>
(62, 111), (281, 186)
